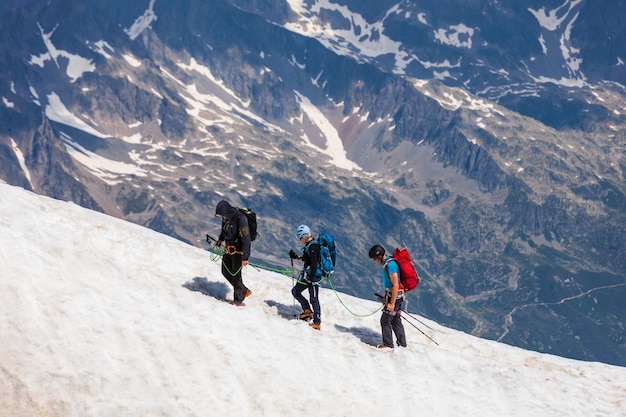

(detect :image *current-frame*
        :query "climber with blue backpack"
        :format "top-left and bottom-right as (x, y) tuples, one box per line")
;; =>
(289, 224), (336, 331)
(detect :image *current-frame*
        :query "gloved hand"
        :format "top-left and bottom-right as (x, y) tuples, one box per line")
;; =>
(289, 249), (299, 260)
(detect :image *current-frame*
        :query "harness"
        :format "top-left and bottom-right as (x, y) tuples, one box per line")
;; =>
(384, 287), (405, 300)
(224, 245), (243, 255)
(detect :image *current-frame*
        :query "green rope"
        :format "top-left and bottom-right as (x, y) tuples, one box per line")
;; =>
(248, 262), (293, 276)
(208, 246), (242, 276)
(327, 278), (382, 318)
(287, 269), (329, 286)
(207, 244), (380, 317)
(209, 245), (296, 277)
(208, 246), (224, 261)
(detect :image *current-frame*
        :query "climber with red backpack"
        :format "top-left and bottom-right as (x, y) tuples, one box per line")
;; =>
(369, 244), (408, 349)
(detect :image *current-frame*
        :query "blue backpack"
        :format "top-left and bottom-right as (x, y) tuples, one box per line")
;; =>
(306, 233), (337, 278)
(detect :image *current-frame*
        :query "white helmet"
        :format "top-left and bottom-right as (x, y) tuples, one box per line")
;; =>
(295, 224), (310, 239)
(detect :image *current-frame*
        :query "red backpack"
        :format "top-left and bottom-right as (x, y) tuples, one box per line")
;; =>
(384, 247), (420, 292)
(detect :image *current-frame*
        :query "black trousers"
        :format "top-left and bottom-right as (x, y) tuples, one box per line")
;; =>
(380, 298), (407, 348)
(291, 280), (321, 324)
(221, 253), (248, 303)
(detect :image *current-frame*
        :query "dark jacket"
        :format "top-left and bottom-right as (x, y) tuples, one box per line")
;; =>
(216, 200), (251, 260)
(303, 239), (321, 280)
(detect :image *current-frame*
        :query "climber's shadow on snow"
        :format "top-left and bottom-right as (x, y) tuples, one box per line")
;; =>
(265, 300), (301, 320)
(183, 277), (230, 302)
(335, 324), (380, 346)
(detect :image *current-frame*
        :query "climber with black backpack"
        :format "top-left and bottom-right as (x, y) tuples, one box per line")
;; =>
(288, 224), (335, 331)
(213, 200), (253, 306)
(369, 244), (407, 349)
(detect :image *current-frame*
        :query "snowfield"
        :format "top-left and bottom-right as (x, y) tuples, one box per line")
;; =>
(1, 183), (624, 417)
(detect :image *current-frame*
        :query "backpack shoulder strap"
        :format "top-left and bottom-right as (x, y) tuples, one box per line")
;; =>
(384, 258), (404, 290)
(304, 239), (319, 253)
(383, 258), (399, 277)
(234, 209), (250, 240)
(383, 257), (394, 270)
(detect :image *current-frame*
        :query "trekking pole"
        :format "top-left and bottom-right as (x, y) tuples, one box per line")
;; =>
(401, 313), (439, 346)
(246, 262), (261, 272)
(402, 308), (434, 331)
(290, 258), (296, 307)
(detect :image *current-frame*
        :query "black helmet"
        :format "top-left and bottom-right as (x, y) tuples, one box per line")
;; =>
(368, 245), (385, 259)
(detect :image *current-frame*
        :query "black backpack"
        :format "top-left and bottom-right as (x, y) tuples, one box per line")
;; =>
(238, 207), (258, 241)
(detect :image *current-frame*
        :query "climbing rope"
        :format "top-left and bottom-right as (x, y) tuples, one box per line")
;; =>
(207, 244), (380, 317)
(327, 278), (382, 318)
(248, 262), (293, 276)
(207, 246), (243, 276)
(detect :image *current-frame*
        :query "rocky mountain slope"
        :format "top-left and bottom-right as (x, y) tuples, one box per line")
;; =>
(0, 0), (624, 365)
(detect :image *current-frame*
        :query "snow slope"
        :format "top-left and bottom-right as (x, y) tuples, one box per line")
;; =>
(0, 183), (624, 417)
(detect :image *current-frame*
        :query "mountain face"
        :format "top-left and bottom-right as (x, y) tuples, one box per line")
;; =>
(0, 0), (624, 366)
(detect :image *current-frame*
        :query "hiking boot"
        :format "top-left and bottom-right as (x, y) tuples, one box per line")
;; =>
(244, 289), (252, 299)
(229, 300), (245, 307)
(376, 344), (392, 349)
(309, 322), (321, 330)
(298, 309), (313, 321)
